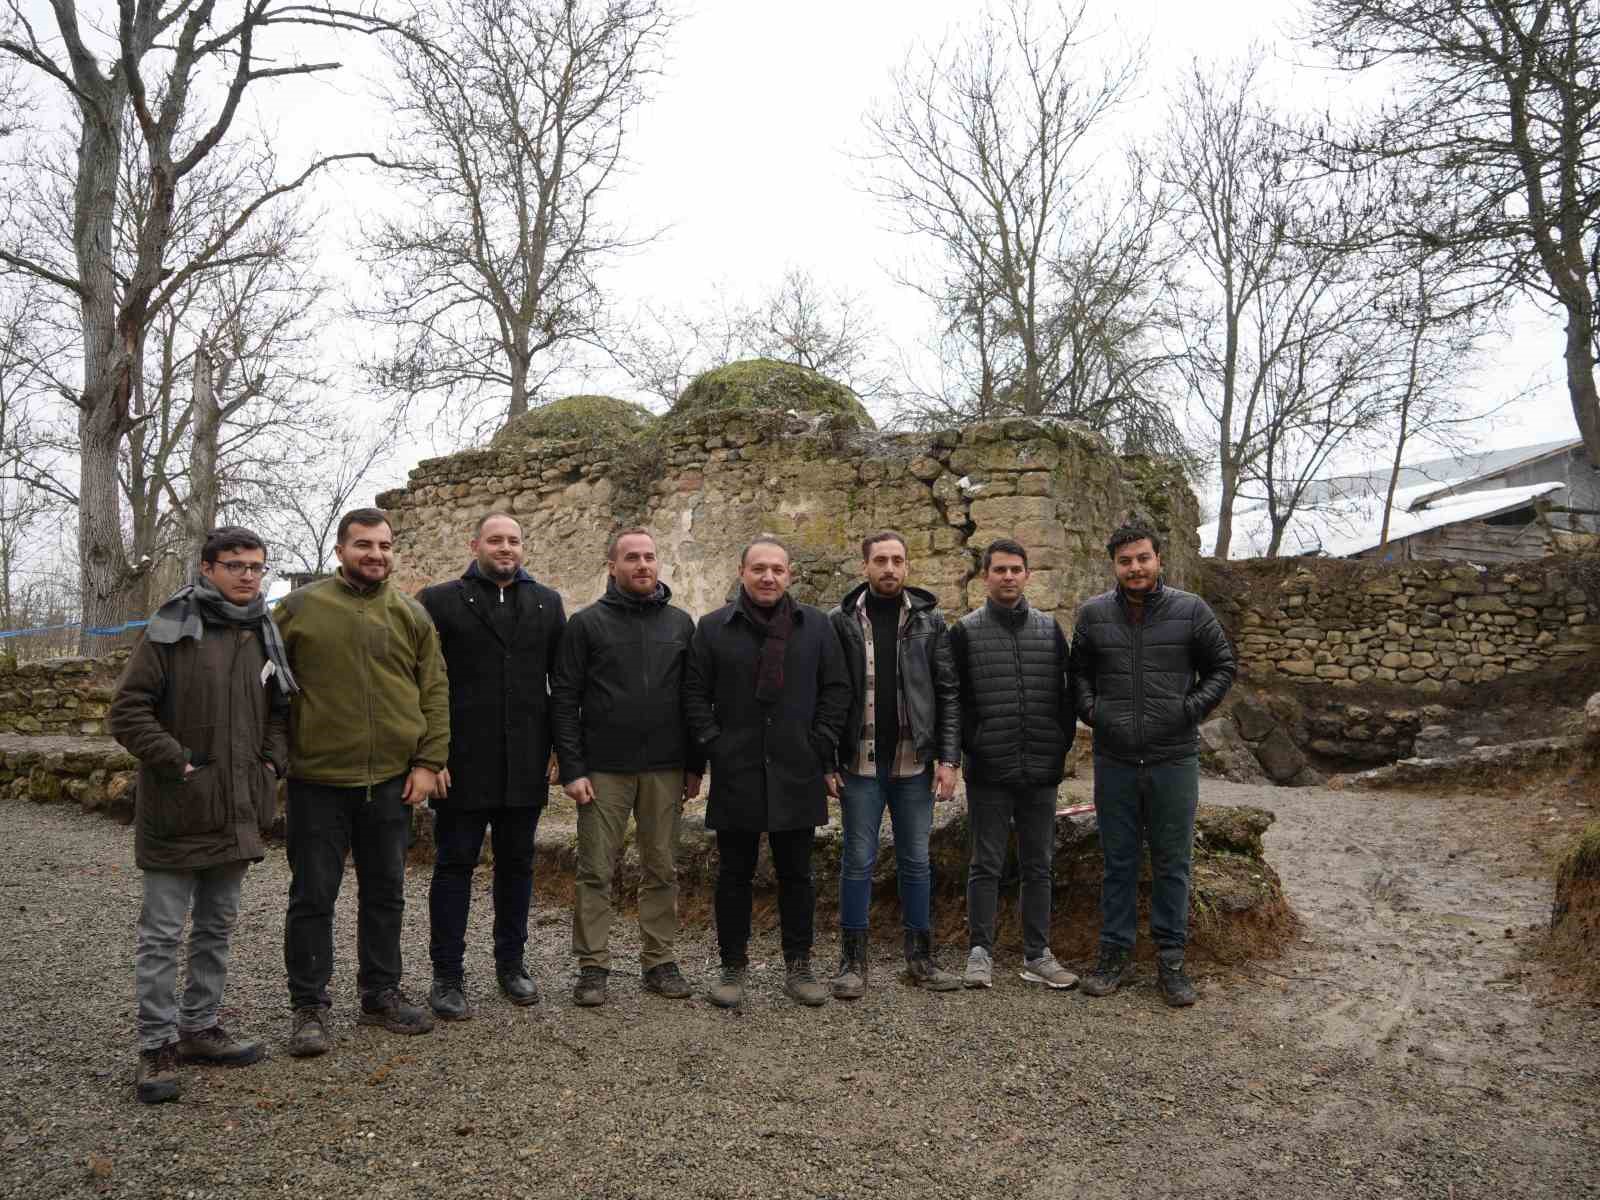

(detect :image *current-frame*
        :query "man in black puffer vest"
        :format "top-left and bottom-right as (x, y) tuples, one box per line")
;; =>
(1070, 521), (1235, 1007)
(949, 538), (1078, 992)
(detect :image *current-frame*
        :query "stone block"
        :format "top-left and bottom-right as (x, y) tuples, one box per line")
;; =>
(1252, 727), (1308, 784)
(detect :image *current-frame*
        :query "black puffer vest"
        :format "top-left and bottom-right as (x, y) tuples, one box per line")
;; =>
(950, 598), (1074, 786)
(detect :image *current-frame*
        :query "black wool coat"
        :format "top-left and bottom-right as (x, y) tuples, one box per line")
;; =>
(417, 564), (566, 809)
(1069, 582), (1236, 766)
(683, 596), (851, 832)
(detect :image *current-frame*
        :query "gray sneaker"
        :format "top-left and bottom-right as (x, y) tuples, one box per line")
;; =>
(963, 946), (993, 989)
(1020, 952), (1079, 990)
(707, 965), (746, 1009)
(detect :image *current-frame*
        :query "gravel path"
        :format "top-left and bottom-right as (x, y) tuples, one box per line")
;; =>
(2, 780), (1596, 1200)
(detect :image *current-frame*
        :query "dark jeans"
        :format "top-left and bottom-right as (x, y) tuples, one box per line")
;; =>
(284, 776), (410, 1010)
(714, 827), (815, 967)
(839, 767), (934, 933)
(1093, 757), (1200, 953)
(428, 804), (540, 979)
(966, 782), (1056, 960)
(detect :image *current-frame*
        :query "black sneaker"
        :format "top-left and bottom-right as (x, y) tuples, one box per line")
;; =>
(497, 962), (541, 1007)
(134, 1042), (183, 1104)
(642, 962), (692, 999)
(573, 966), (609, 1007)
(357, 988), (435, 1036)
(1080, 945), (1134, 998)
(286, 1007), (330, 1058)
(428, 976), (470, 1021)
(1156, 952), (1198, 1008)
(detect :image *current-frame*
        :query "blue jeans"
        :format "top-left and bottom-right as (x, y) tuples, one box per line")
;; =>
(1092, 757), (1200, 953)
(838, 766), (934, 933)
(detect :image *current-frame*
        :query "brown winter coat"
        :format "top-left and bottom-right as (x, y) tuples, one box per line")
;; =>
(109, 625), (289, 872)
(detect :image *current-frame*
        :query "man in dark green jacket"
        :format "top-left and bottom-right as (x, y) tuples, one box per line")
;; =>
(274, 507), (449, 1057)
(110, 527), (292, 1103)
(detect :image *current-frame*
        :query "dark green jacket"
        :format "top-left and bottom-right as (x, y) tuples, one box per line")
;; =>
(273, 571), (450, 786)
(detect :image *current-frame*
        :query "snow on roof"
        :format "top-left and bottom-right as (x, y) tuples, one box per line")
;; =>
(1199, 479), (1565, 559)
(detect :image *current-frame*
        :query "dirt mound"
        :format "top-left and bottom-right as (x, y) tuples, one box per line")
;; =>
(1547, 818), (1600, 996)
(490, 394), (656, 450)
(668, 358), (876, 430)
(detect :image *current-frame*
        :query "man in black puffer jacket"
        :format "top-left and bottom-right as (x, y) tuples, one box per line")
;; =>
(1070, 520), (1235, 1007)
(949, 538), (1078, 992)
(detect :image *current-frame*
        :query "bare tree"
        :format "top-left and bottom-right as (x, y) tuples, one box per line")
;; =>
(260, 423), (393, 578)
(0, 0), (390, 646)
(1304, 0), (1600, 468)
(863, 0), (1171, 438)
(360, 0), (675, 437)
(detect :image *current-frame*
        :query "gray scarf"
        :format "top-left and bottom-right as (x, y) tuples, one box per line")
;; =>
(147, 575), (300, 696)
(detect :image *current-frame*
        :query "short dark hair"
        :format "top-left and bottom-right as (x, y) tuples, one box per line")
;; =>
(740, 534), (791, 567)
(201, 526), (266, 563)
(474, 511), (521, 538)
(336, 506), (391, 544)
(607, 527), (655, 560)
(1106, 521), (1162, 559)
(981, 538), (1028, 572)
(860, 530), (908, 560)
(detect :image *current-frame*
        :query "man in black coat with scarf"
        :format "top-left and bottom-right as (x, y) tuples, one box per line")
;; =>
(416, 513), (566, 1017)
(684, 535), (851, 1009)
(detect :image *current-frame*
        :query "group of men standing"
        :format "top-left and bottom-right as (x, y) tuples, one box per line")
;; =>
(110, 506), (1235, 1105)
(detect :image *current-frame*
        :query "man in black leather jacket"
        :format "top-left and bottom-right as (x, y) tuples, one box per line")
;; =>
(949, 538), (1079, 992)
(825, 531), (962, 999)
(1069, 521), (1236, 1006)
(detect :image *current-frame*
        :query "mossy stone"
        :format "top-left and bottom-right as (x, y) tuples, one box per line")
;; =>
(669, 358), (876, 431)
(491, 395), (656, 449)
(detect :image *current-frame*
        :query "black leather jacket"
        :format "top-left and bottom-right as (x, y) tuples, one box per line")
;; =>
(949, 597), (1075, 786)
(1069, 582), (1236, 766)
(828, 583), (961, 770)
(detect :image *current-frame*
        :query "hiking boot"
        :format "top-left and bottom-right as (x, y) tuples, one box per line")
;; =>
(832, 928), (868, 1000)
(286, 1007), (330, 1058)
(134, 1042), (183, 1104)
(962, 945), (994, 989)
(1156, 951), (1198, 1008)
(904, 930), (960, 992)
(784, 959), (828, 1007)
(357, 988), (435, 1036)
(707, 965), (746, 1009)
(1020, 952), (1079, 991)
(177, 1022), (265, 1066)
(428, 975), (470, 1021)
(1080, 945), (1134, 998)
(496, 962), (541, 1007)
(642, 962), (692, 999)
(573, 966), (609, 1007)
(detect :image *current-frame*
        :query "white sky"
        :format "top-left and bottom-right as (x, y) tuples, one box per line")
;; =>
(10, 0), (1583, 498)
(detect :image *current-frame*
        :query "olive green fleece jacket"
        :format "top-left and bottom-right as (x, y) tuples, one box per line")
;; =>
(272, 571), (450, 786)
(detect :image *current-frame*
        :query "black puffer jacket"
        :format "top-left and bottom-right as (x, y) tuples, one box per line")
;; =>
(1069, 582), (1236, 766)
(829, 583), (961, 769)
(949, 598), (1075, 786)
(550, 578), (704, 781)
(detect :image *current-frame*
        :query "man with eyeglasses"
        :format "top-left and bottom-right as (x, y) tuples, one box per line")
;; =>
(274, 507), (450, 1056)
(111, 526), (296, 1103)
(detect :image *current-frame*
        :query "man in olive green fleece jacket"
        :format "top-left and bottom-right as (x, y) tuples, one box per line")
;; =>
(274, 507), (450, 1057)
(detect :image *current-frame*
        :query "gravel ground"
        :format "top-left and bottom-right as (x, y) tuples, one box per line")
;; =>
(2, 780), (1597, 1200)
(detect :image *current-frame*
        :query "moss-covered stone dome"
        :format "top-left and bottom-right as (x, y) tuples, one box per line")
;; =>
(491, 394), (657, 449)
(669, 358), (876, 431)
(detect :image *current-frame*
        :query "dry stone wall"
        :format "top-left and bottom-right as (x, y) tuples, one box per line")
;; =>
(379, 410), (1200, 627)
(0, 653), (124, 736)
(1201, 557), (1600, 697)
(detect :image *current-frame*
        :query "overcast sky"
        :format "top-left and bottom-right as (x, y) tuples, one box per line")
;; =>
(14, 0), (1584, 492)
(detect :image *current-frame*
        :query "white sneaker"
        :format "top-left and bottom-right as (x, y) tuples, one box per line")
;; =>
(1020, 952), (1079, 990)
(963, 946), (993, 989)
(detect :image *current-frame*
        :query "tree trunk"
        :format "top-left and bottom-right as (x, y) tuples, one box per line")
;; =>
(186, 343), (220, 566)
(1565, 298), (1600, 470)
(1213, 449), (1238, 559)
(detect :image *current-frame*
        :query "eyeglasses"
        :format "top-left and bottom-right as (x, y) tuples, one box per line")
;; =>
(212, 561), (272, 578)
